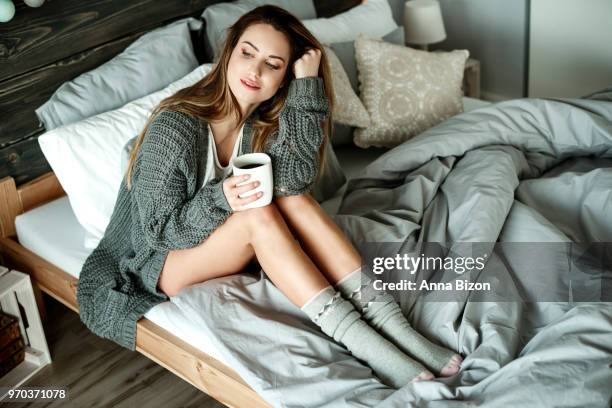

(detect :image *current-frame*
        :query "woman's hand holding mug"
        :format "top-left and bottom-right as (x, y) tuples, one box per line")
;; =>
(223, 174), (263, 211)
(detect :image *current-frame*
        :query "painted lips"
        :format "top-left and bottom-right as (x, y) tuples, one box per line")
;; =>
(240, 79), (261, 90)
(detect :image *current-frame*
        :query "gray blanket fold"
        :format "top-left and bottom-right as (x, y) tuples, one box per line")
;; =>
(174, 91), (612, 407)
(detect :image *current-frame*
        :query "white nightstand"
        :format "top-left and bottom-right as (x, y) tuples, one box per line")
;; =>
(0, 266), (51, 399)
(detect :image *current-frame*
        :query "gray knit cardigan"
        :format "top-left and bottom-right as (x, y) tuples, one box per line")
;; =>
(76, 76), (329, 350)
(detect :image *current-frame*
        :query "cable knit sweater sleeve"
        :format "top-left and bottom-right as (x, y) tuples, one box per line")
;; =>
(265, 76), (330, 196)
(133, 110), (233, 251)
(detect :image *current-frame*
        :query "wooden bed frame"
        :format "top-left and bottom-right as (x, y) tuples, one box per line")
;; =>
(0, 171), (272, 407)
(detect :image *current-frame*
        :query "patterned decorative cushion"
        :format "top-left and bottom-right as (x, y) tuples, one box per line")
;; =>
(353, 35), (469, 148)
(323, 45), (370, 129)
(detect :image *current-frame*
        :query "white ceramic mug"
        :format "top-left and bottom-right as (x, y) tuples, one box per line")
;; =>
(231, 153), (273, 209)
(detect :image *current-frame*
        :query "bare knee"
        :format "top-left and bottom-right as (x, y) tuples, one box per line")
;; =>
(238, 203), (285, 239)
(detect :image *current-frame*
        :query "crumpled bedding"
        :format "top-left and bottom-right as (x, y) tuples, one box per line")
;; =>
(172, 90), (612, 407)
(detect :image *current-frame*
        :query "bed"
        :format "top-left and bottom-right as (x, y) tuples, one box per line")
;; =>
(3, 92), (612, 407)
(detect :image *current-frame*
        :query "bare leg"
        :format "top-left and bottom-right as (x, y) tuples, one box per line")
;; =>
(157, 214), (256, 297)
(158, 203), (329, 307)
(274, 193), (361, 285)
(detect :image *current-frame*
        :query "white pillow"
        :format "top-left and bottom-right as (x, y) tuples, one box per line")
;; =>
(38, 64), (213, 250)
(302, 0), (397, 44)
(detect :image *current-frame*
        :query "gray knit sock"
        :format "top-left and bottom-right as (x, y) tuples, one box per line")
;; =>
(301, 285), (428, 388)
(335, 267), (459, 375)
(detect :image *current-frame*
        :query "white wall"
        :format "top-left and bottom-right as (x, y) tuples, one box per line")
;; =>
(529, 0), (612, 98)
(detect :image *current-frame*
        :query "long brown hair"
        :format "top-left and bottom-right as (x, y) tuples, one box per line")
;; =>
(125, 5), (335, 190)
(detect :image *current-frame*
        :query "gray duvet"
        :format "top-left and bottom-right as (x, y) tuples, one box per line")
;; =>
(173, 90), (612, 407)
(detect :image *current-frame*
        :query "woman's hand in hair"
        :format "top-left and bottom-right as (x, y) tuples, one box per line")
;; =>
(293, 48), (322, 79)
(223, 174), (263, 211)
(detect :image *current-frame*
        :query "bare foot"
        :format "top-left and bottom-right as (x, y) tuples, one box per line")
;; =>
(439, 354), (463, 377)
(411, 370), (435, 382)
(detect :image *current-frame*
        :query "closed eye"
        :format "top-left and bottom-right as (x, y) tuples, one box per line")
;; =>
(241, 50), (280, 70)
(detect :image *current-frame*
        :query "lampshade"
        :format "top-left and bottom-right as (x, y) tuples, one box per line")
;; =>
(0, 0), (15, 23)
(403, 0), (447, 45)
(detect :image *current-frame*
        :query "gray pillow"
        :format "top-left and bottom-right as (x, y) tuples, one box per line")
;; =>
(302, 0), (398, 45)
(36, 18), (202, 130)
(329, 27), (405, 146)
(202, 0), (317, 60)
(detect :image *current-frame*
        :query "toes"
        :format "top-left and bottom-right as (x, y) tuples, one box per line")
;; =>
(439, 354), (463, 377)
(411, 370), (434, 382)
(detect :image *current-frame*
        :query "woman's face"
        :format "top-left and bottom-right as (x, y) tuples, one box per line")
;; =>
(227, 23), (291, 114)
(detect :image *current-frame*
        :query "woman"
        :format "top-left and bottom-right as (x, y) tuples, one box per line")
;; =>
(77, 5), (462, 389)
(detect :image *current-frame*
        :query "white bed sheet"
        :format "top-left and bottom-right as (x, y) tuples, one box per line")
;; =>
(14, 96), (491, 372)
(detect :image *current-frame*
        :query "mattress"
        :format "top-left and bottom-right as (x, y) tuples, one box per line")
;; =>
(14, 96), (491, 371)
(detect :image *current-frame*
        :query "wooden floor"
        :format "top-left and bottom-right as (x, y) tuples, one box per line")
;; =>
(12, 295), (227, 408)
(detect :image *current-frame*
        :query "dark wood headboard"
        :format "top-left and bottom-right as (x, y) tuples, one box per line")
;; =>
(0, 0), (360, 187)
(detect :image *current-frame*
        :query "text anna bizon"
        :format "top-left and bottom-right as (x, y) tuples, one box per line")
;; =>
(373, 279), (492, 291)
(370, 253), (492, 292)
